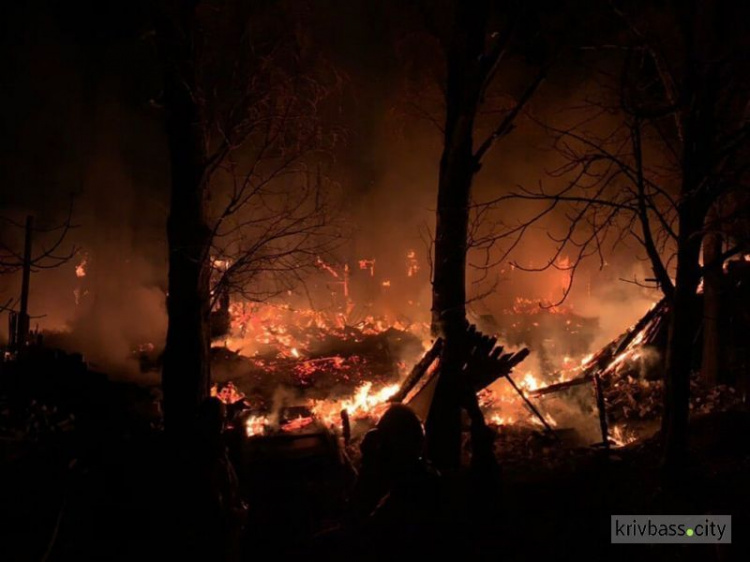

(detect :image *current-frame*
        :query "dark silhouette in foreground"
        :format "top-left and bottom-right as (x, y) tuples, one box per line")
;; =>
(190, 398), (246, 562)
(344, 404), (448, 557)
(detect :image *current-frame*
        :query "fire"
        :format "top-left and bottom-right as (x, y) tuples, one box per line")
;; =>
(280, 415), (315, 432)
(315, 256), (340, 278)
(489, 414), (514, 426)
(245, 415), (268, 437)
(406, 250), (419, 277)
(239, 383), (400, 438)
(75, 254), (87, 278)
(520, 372), (541, 392)
(509, 296), (571, 315)
(211, 257), (231, 271)
(610, 424), (636, 447)
(222, 300), (430, 360)
(358, 258), (376, 276)
(530, 412), (557, 428)
(311, 381), (400, 426)
(214, 273), (647, 448)
(211, 381), (246, 405)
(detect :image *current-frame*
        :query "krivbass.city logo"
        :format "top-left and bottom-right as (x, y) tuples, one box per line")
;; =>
(611, 515), (731, 544)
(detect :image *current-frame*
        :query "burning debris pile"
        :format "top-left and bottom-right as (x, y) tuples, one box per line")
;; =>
(527, 298), (742, 448)
(208, 302), (427, 438)
(210, 298), (617, 451)
(222, 302), (429, 360)
(574, 298), (740, 432)
(212, 315), (424, 393)
(498, 297), (599, 355)
(210, 289), (742, 458)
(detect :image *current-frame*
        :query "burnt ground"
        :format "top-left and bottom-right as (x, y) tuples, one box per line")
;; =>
(1, 354), (748, 562)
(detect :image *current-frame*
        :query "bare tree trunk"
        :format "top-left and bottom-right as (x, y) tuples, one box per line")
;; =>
(17, 215), (33, 348)
(701, 205), (723, 385)
(425, 1), (486, 470)
(662, 78), (711, 466)
(158, 0), (212, 437)
(662, 215), (702, 468)
(426, 143), (473, 469)
(662, 0), (716, 470)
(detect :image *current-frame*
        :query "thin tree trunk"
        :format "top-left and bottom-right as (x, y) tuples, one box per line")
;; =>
(17, 216), (33, 348)
(662, 206), (703, 469)
(426, 145), (473, 469)
(701, 205), (723, 385)
(662, 0), (716, 469)
(158, 0), (212, 437)
(425, 1), (486, 470)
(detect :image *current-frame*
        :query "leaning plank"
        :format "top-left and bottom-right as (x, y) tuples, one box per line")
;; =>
(527, 374), (593, 397)
(389, 337), (443, 403)
(468, 348), (530, 392)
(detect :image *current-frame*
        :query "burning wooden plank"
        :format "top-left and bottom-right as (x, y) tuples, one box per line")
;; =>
(527, 298), (670, 398)
(521, 298), (671, 446)
(388, 338), (443, 403)
(390, 324), (544, 428)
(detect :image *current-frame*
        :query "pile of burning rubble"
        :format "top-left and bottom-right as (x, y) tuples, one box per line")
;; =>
(209, 299), (610, 447)
(209, 295), (741, 459)
(208, 301), (427, 438)
(526, 299), (741, 447)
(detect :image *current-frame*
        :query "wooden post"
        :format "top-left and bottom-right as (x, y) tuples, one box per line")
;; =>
(8, 311), (18, 350)
(17, 215), (33, 348)
(593, 372), (610, 450)
(340, 409), (351, 446)
(504, 373), (558, 437)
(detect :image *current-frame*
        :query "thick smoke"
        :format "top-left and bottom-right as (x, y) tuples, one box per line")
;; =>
(0, 5), (168, 379)
(342, 64), (664, 355)
(2, 2), (664, 382)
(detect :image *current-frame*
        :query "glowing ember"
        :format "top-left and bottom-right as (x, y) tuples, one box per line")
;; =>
(280, 415), (315, 432)
(211, 257), (231, 271)
(75, 255), (87, 278)
(315, 256), (340, 278)
(358, 258), (376, 276)
(406, 250), (419, 277)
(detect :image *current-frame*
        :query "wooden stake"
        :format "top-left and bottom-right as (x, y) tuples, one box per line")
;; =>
(593, 372), (610, 450)
(17, 215), (33, 347)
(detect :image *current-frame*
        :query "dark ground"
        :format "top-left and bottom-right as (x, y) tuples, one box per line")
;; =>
(1, 353), (748, 562)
